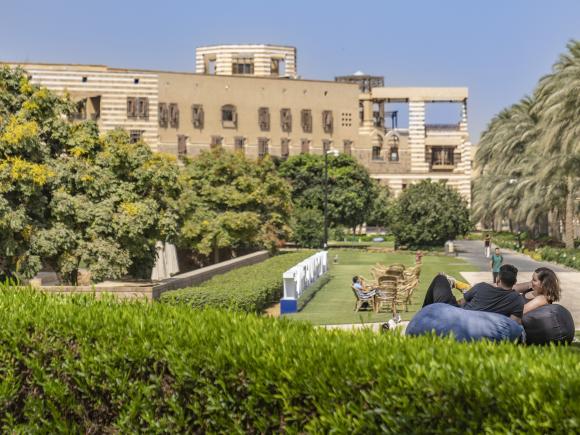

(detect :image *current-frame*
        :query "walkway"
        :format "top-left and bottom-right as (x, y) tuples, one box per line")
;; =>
(454, 240), (580, 327)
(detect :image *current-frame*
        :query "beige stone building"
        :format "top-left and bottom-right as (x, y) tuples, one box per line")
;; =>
(4, 43), (472, 203)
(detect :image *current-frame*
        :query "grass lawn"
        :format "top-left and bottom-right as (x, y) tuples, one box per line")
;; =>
(285, 248), (478, 325)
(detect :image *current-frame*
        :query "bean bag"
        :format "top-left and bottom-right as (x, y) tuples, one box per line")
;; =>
(522, 304), (575, 345)
(406, 303), (524, 342)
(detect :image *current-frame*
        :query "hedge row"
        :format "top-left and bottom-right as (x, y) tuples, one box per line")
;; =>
(161, 251), (314, 312)
(0, 289), (579, 432)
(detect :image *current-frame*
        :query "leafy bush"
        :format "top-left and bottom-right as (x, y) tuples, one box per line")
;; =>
(536, 247), (580, 270)
(390, 180), (471, 248)
(0, 289), (579, 432)
(161, 251), (313, 311)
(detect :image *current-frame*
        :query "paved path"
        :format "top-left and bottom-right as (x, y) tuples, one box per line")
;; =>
(454, 240), (580, 327)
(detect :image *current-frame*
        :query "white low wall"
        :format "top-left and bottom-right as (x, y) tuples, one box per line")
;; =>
(281, 251), (328, 313)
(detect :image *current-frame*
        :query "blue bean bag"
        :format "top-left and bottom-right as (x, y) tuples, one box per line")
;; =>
(522, 304), (575, 345)
(406, 303), (524, 342)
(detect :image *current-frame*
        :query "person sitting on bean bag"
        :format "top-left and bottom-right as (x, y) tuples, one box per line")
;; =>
(422, 264), (524, 323)
(513, 267), (575, 345)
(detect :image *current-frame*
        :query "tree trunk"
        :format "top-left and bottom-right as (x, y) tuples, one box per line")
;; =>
(564, 177), (575, 249)
(212, 238), (219, 264)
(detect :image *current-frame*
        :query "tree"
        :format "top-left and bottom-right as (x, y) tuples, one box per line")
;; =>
(390, 180), (470, 248)
(290, 207), (324, 248)
(473, 40), (580, 246)
(0, 67), (181, 283)
(278, 153), (377, 234)
(366, 184), (393, 228)
(178, 149), (292, 263)
(533, 40), (580, 249)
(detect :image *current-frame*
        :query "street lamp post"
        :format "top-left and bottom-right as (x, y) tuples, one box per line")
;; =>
(323, 148), (339, 250)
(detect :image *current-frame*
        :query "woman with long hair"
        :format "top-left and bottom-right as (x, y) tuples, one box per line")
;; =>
(521, 267), (561, 315)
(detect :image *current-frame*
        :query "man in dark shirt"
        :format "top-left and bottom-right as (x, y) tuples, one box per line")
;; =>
(422, 264), (524, 322)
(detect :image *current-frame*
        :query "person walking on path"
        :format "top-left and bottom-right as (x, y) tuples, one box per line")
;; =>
(491, 247), (504, 283)
(484, 234), (491, 258)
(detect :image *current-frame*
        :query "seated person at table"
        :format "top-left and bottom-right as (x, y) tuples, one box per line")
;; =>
(352, 276), (375, 295)
(422, 264), (524, 323)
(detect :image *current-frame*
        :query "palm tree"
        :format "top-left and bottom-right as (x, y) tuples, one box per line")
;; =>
(533, 40), (580, 248)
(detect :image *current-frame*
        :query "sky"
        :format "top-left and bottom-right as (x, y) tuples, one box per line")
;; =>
(1, 0), (579, 142)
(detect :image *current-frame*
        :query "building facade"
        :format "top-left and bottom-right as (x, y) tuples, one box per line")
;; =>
(5, 43), (472, 203)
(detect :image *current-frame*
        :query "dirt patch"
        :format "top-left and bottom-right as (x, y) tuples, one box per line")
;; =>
(264, 303), (280, 317)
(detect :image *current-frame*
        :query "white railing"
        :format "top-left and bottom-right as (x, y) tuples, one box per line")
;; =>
(280, 251), (328, 314)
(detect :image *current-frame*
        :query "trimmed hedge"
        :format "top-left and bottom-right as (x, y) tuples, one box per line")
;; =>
(161, 251), (314, 312)
(0, 289), (579, 432)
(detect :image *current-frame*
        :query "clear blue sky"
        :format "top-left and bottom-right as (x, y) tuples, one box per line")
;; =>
(2, 0), (579, 141)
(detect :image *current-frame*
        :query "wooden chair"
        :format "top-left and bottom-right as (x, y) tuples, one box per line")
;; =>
(352, 285), (375, 312)
(374, 276), (398, 315)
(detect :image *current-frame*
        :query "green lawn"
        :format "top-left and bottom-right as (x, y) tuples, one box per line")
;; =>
(285, 249), (478, 325)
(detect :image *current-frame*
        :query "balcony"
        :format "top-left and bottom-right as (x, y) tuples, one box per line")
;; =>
(425, 123), (460, 132)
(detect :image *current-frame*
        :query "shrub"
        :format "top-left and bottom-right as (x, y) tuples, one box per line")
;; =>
(536, 247), (580, 271)
(0, 289), (579, 432)
(390, 180), (471, 248)
(161, 251), (313, 311)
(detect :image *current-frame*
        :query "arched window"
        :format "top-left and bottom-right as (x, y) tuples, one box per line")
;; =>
(221, 104), (237, 128)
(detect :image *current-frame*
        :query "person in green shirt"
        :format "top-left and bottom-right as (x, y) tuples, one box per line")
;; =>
(491, 247), (504, 283)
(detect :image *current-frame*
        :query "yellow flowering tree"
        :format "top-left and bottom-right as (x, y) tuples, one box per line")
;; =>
(0, 67), (181, 283)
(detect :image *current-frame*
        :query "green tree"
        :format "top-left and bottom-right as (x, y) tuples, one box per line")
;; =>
(533, 40), (580, 248)
(0, 67), (181, 283)
(290, 207), (324, 248)
(178, 149), (292, 263)
(366, 184), (393, 228)
(279, 153), (377, 234)
(390, 180), (470, 248)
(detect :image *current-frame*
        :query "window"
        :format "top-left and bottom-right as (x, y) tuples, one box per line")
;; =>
(258, 137), (269, 158)
(301, 139), (310, 154)
(210, 135), (223, 149)
(221, 104), (237, 128)
(323, 140), (332, 152)
(192, 104), (204, 129)
(129, 130), (143, 143)
(431, 146), (455, 168)
(301, 109), (312, 133)
(389, 146), (399, 162)
(169, 103), (179, 128)
(258, 107), (270, 131)
(372, 146), (383, 161)
(389, 135), (400, 162)
(137, 97), (149, 119)
(134, 78), (140, 84)
(322, 110), (333, 134)
(341, 112), (352, 127)
(234, 136), (245, 153)
(280, 108), (292, 133)
(81, 76), (88, 82)
(343, 140), (352, 156)
(89, 96), (101, 121)
(158, 103), (169, 128)
(204, 56), (216, 74)
(232, 57), (254, 75)
(281, 138), (290, 160)
(71, 98), (87, 120)
(177, 135), (188, 157)
(126, 97), (137, 119)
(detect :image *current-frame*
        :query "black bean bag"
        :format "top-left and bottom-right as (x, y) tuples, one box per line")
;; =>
(522, 304), (575, 345)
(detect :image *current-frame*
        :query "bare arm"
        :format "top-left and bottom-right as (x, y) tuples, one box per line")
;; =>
(523, 296), (548, 315)
(513, 281), (531, 294)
